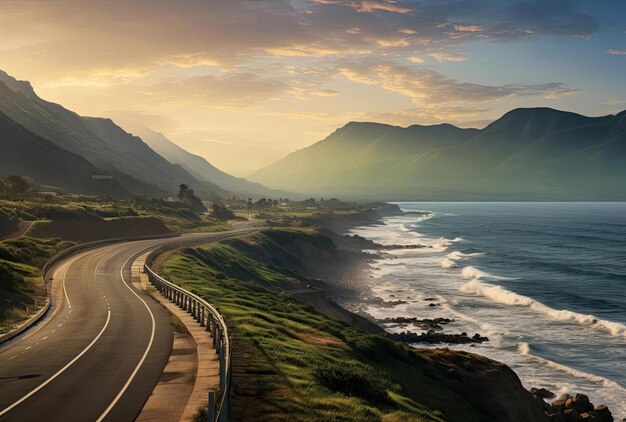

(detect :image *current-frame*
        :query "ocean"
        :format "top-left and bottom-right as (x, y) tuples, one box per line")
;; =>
(347, 202), (626, 417)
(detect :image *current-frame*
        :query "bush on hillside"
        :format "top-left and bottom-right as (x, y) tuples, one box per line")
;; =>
(0, 261), (24, 291)
(314, 360), (391, 402)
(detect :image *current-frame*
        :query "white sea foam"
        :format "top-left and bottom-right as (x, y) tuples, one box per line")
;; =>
(461, 278), (626, 338)
(461, 266), (516, 280)
(441, 258), (457, 268)
(447, 251), (484, 260)
(518, 342), (625, 390)
(442, 251), (484, 268)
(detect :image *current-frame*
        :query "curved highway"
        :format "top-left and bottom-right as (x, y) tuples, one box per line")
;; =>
(0, 230), (247, 421)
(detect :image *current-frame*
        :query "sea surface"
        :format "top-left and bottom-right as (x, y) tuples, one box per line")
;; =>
(347, 202), (626, 417)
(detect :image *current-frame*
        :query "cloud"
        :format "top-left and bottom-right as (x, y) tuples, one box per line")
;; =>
(428, 51), (469, 62)
(337, 59), (580, 105)
(309, 89), (340, 97)
(0, 0), (603, 84)
(311, 0), (412, 14)
(406, 56), (424, 63)
(454, 25), (484, 32)
(350, 1), (412, 14)
(149, 73), (290, 107)
(607, 49), (626, 55)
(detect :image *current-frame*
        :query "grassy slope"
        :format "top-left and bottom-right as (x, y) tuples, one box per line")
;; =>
(161, 230), (519, 422)
(0, 237), (74, 333)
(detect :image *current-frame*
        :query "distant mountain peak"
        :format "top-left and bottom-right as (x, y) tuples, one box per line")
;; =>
(0, 69), (37, 98)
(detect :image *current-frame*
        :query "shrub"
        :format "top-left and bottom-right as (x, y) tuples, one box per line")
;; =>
(314, 360), (391, 402)
(3, 307), (28, 321)
(0, 261), (23, 290)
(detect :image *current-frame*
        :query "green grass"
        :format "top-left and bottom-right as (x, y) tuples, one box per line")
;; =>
(0, 195), (231, 235)
(0, 236), (75, 332)
(0, 258), (47, 333)
(161, 230), (493, 421)
(164, 250), (442, 421)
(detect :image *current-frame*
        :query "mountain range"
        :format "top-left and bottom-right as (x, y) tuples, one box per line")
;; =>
(116, 121), (288, 199)
(0, 70), (274, 199)
(251, 108), (626, 200)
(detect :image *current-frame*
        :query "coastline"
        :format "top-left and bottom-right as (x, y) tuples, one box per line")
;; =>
(316, 203), (620, 422)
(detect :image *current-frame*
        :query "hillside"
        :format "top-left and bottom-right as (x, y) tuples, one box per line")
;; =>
(162, 229), (547, 422)
(0, 70), (227, 198)
(118, 121), (288, 198)
(0, 111), (130, 196)
(251, 108), (626, 200)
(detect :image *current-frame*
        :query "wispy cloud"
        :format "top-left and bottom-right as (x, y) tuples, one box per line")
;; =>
(428, 51), (469, 62)
(607, 49), (626, 55)
(337, 59), (580, 105)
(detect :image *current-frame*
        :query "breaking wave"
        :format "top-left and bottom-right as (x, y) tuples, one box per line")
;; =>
(518, 342), (624, 390)
(462, 278), (626, 338)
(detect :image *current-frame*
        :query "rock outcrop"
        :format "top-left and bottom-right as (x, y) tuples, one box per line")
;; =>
(530, 390), (614, 422)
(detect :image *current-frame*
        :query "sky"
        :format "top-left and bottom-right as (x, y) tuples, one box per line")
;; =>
(0, 0), (625, 176)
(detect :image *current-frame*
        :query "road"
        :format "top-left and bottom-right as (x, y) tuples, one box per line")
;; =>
(0, 230), (249, 421)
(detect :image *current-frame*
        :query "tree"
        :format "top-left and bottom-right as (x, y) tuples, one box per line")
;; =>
(3, 175), (31, 196)
(210, 202), (235, 221)
(178, 184), (190, 200)
(178, 183), (205, 211)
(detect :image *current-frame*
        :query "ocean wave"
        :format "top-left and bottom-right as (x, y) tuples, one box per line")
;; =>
(442, 251), (484, 268)
(445, 305), (509, 341)
(447, 251), (484, 260)
(441, 258), (457, 268)
(518, 342), (625, 391)
(461, 266), (517, 281)
(461, 279), (626, 338)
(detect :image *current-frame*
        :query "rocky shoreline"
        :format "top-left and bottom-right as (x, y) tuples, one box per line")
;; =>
(312, 203), (619, 422)
(530, 388), (616, 422)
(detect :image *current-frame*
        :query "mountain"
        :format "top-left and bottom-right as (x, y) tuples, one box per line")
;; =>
(117, 121), (289, 198)
(0, 70), (227, 198)
(0, 111), (129, 196)
(251, 108), (626, 200)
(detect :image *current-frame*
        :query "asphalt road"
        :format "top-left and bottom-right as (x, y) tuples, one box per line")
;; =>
(0, 230), (250, 421)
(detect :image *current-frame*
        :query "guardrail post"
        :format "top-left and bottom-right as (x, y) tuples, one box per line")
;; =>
(208, 390), (216, 422)
(219, 339), (225, 391)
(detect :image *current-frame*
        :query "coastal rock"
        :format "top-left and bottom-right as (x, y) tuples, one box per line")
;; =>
(379, 243), (427, 250)
(587, 405), (614, 422)
(549, 412), (567, 422)
(389, 330), (488, 344)
(566, 394), (593, 413)
(553, 396), (572, 413)
(564, 409), (583, 422)
(530, 387), (556, 399)
(534, 395), (554, 413)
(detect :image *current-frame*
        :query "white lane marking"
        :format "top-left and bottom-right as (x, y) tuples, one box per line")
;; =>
(24, 347), (31, 351)
(42, 337), (48, 340)
(0, 254), (110, 417)
(96, 251), (157, 422)
(0, 310), (111, 417)
(62, 259), (73, 314)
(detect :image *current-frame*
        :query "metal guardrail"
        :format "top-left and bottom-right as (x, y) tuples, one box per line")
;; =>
(142, 230), (256, 422)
